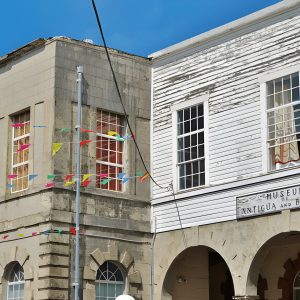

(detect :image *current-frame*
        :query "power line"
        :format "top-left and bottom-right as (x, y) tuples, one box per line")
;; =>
(90, 0), (170, 192)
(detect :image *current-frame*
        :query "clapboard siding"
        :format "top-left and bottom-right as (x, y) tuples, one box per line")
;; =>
(151, 12), (300, 232)
(152, 171), (300, 232)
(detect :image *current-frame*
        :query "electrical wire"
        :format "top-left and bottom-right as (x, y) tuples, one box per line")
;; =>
(90, 0), (170, 191)
(170, 182), (188, 248)
(90, 0), (189, 250)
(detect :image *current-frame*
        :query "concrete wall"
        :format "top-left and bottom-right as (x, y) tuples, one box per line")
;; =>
(0, 38), (152, 300)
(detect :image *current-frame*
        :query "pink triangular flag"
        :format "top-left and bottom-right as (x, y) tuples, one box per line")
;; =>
(11, 123), (26, 128)
(17, 144), (30, 152)
(7, 174), (17, 179)
(45, 182), (55, 188)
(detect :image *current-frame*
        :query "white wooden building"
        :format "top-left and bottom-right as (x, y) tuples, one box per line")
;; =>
(149, 1), (300, 300)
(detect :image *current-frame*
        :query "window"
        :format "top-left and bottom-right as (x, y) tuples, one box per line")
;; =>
(7, 263), (25, 300)
(11, 111), (30, 193)
(96, 110), (125, 192)
(177, 104), (205, 190)
(294, 271), (300, 300)
(266, 72), (300, 170)
(95, 261), (125, 300)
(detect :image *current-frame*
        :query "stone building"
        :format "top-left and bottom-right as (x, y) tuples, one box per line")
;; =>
(150, 0), (300, 300)
(0, 37), (152, 300)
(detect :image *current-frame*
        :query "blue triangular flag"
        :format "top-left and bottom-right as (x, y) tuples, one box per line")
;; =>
(29, 174), (38, 181)
(122, 178), (130, 184)
(7, 184), (13, 188)
(117, 172), (126, 179)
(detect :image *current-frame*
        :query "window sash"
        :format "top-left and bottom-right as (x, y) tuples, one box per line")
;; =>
(96, 111), (125, 192)
(177, 104), (205, 190)
(11, 113), (30, 193)
(266, 72), (300, 169)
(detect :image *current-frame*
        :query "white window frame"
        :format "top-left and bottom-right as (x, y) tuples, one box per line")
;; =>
(96, 110), (126, 192)
(11, 112), (30, 193)
(259, 64), (300, 173)
(7, 264), (25, 300)
(95, 261), (126, 300)
(171, 94), (209, 193)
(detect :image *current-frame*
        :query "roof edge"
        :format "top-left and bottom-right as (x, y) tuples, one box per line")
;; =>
(149, 0), (300, 61)
(0, 38), (47, 66)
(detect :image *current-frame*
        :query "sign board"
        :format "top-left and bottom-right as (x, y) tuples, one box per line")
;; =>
(236, 184), (300, 219)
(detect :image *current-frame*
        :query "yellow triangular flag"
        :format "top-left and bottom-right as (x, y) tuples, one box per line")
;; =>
(82, 174), (92, 182)
(52, 143), (63, 156)
(64, 181), (75, 187)
(107, 131), (117, 136)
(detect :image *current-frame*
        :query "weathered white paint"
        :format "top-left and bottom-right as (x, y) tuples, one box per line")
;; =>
(151, 8), (300, 232)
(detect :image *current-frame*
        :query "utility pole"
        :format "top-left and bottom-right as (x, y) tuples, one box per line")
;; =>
(74, 65), (83, 300)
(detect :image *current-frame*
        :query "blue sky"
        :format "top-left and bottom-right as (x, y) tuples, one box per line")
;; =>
(1, 0), (280, 57)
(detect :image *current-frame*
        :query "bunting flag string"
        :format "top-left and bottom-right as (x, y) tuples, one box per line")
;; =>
(3, 171), (150, 191)
(0, 227), (83, 243)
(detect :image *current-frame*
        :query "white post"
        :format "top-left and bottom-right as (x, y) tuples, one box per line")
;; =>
(74, 65), (83, 300)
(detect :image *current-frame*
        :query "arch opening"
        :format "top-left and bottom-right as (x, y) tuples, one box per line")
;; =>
(246, 231), (300, 300)
(162, 246), (234, 300)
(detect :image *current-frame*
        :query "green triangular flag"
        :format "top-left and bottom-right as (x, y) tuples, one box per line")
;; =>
(60, 128), (71, 133)
(47, 174), (56, 179)
(135, 171), (143, 177)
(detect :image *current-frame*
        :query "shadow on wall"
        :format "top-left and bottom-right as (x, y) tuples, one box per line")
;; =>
(162, 246), (234, 300)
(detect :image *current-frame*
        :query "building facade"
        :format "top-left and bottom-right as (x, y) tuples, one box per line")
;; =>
(150, 0), (300, 300)
(0, 37), (152, 300)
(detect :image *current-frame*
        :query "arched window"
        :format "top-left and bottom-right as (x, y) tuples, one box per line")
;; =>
(294, 271), (300, 300)
(7, 263), (25, 300)
(95, 261), (125, 300)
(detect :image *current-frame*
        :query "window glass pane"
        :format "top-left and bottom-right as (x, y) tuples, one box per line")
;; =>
(100, 283), (107, 297)
(198, 117), (204, 129)
(198, 104), (203, 116)
(178, 123), (183, 135)
(275, 78), (282, 93)
(267, 81), (274, 95)
(193, 174), (199, 187)
(191, 133), (197, 147)
(191, 106), (197, 119)
(198, 132), (204, 145)
(200, 159), (205, 172)
(283, 90), (291, 105)
(191, 119), (197, 131)
(184, 108), (190, 121)
(283, 75), (291, 90)
(200, 173), (205, 185)
(184, 136), (190, 148)
(192, 161), (199, 174)
(184, 121), (190, 134)
(179, 165), (185, 177)
(178, 138), (183, 150)
(179, 177), (185, 190)
(107, 284), (116, 297)
(116, 284), (124, 296)
(186, 163), (191, 175)
(178, 110), (183, 123)
(292, 72), (299, 88)
(275, 93), (283, 107)
(184, 149), (190, 162)
(292, 88), (300, 102)
(186, 176), (192, 188)
(191, 146), (198, 159)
